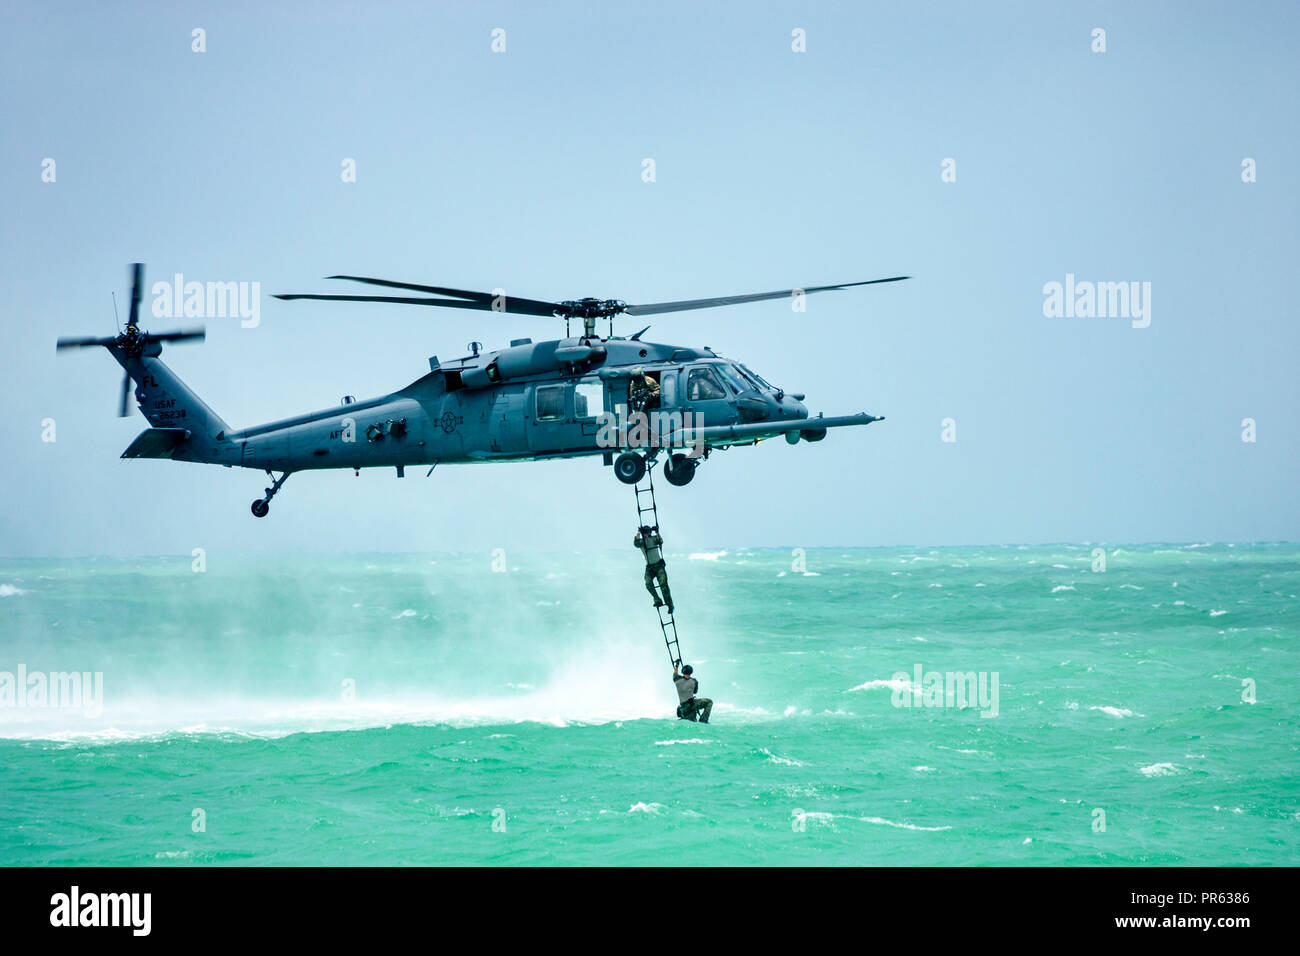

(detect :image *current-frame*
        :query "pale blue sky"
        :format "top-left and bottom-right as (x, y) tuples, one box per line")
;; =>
(2, 1), (1297, 556)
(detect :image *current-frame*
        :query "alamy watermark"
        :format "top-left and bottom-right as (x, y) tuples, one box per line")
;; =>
(1, 665), (104, 717)
(1042, 273), (1151, 328)
(152, 273), (261, 328)
(890, 664), (999, 718)
(595, 408), (705, 456)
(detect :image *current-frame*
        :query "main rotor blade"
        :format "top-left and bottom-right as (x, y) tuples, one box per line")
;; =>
(145, 328), (206, 344)
(128, 262), (144, 328)
(273, 292), (560, 318)
(117, 371), (131, 417)
(56, 335), (119, 350)
(326, 276), (563, 315)
(624, 276), (910, 316)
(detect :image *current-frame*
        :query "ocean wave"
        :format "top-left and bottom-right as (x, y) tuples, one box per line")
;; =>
(858, 816), (952, 832)
(0, 583), (27, 597)
(1088, 705), (1142, 718)
(654, 738), (712, 746)
(627, 802), (665, 814)
(848, 678), (912, 693)
(1139, 762), (1182, 777)
(759, 747), (803, 766)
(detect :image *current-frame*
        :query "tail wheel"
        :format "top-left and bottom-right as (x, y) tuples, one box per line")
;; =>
(614, 452), (646, 484)
(251, 499), (270, 518)
(663, 453), (696, 487)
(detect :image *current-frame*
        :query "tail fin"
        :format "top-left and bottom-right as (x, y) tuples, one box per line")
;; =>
(111, 346), (235, 464)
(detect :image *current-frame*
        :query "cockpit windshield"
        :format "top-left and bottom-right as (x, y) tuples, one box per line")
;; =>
(717, 364), (752, 394)
(737, 363), (775, 392)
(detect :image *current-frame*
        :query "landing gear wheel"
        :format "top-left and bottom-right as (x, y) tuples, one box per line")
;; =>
(251, 499), (270, 518)
(614, 451), (646, 484)
(663, 453), (697, 487)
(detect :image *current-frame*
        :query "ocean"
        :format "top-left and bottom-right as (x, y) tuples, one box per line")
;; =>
(0, 544), (1296, 866)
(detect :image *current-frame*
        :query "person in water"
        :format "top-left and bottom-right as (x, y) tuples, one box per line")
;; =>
(634, 524), (674, 613)
(673, 663), (712, 723)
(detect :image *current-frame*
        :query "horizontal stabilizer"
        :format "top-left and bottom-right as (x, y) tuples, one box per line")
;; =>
(121, 427), (191, 459)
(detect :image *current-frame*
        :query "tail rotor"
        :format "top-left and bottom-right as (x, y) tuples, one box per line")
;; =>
(56, 263), (205, 417)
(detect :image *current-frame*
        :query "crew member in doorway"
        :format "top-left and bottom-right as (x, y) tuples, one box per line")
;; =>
(673, 664), (712, 723)
(634, 524), (674, 614)
(629, 367), (660, 414)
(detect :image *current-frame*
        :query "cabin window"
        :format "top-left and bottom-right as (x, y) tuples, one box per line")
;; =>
(536, 384), (565, 421)
(660, 370), (677, 407)
(686, 366), (728, 401)
(574, 381), (604, 419)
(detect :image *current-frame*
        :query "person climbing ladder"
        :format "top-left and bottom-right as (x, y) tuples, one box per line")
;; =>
(631, 461), (710, 720)
(673, 664), (712, 723)
(634, 524), (674, 614)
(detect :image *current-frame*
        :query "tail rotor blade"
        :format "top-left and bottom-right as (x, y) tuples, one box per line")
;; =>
(146, 327), (205, 345)
(118, 372), (132, 417)
(56, 335), (118, 350)
(128, 262), (144, 329)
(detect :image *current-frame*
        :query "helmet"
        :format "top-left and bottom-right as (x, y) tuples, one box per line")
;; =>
(682, 664), (693, 675)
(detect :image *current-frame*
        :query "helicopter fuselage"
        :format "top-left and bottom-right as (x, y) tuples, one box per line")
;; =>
(130, 335), (828, 476)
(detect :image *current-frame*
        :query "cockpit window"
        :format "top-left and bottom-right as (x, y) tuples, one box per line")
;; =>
(687, 366), (728, 401)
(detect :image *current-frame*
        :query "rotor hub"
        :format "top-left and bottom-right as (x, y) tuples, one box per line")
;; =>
(557, 298), (627, 320)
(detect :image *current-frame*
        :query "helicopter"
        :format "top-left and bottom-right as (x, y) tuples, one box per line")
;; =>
(57, 264), (907, 517)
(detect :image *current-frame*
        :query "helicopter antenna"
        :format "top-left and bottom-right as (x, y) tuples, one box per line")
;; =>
(111, 291), (121, 333)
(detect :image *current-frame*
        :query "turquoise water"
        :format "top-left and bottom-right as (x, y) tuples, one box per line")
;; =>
(0, 544), (1296, 865)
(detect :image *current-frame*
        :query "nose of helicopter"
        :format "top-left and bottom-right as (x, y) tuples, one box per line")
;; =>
(774, 393), (809, 422)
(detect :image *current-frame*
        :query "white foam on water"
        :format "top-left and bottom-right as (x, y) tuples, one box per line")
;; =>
(627, 802), (665, 814)
(1139, 762), (1181, 777)
(848, 678), (913, 693)
(654, 738), (712, 746)
(1209, 609), (1227, 617)
(0, 640), (669, 741)
(1051, 585), (1076, 593)
(688, 551), (726, 561)
(0, 584), (27, 597)
(1088, 705), (1141, 718)
(760, 747), (803, 766)
(858, 816), (952, 832)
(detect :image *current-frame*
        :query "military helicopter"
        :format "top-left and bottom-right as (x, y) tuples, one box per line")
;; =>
(57, 264), (907, 517)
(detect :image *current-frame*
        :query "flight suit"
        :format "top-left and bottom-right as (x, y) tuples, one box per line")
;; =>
(674, 674), (712, 724)
(630, 374), (660, 413)
(634, 529), (674, 612)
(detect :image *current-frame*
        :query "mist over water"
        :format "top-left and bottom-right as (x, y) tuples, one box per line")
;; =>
(1, 544), (1296, 865)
